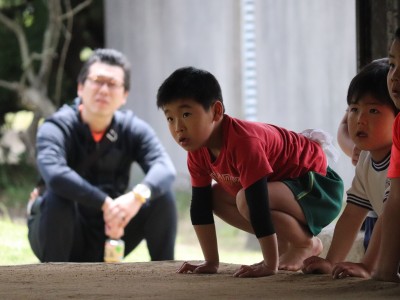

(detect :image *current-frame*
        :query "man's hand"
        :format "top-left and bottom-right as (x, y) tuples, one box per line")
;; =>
(105, 224), (125, 240)
(332, 262), (371, 279)
(103, 192), (142, 229)
(176, 261), (219, 274)
(233, 261), (277, 278)
(27, 187), (40, 215)
(302, 256), (333, 274)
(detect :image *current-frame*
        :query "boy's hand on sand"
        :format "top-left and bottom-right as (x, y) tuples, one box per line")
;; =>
(176, 261), (218, 274)
(332, 262), (371, 279)
(233, 261), (277, 278)
(302, 256), (332, 274)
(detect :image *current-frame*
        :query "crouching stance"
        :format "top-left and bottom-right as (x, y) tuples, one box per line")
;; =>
(156, 67), (344, 277)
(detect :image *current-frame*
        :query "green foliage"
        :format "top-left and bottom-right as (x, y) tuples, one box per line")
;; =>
(0, 0), (105, 126)
(0, 0), (48, 125)
(0, 159), (38, 211)
(174, 188), (191, 218)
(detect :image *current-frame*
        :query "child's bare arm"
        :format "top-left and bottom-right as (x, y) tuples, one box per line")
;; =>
(303, 203), (367, 274)
(332, 216), (382, 279)
(360, 216), (382, 273)
(373, 178), (400, 282)
(177, 224), (219, 274)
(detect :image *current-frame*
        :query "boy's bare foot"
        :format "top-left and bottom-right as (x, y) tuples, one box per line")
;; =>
(279, 237), (323, 271)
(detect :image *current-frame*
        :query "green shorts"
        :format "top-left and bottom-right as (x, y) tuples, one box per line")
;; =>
(282, 166), (344, 236)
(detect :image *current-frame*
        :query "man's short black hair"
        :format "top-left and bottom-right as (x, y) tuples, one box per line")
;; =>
(157, 66), (224, 112)
(77, 48), (131, 91)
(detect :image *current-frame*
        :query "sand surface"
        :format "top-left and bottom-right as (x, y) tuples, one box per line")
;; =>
(0, 261), (399, 299)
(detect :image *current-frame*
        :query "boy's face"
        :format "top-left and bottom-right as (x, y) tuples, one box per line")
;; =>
(162, 98), (220, 152)
(388, 39), (400, 109)
(77, 62), (128, 119)
(347, 95), (395, 160)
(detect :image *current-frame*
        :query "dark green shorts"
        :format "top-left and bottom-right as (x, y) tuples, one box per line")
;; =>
(282, 166), (344, 236)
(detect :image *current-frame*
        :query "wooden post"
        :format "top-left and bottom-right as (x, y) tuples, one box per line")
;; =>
(356, 0), (400, 70)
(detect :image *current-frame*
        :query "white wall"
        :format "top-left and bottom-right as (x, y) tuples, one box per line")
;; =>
(105, 0), (357, 190)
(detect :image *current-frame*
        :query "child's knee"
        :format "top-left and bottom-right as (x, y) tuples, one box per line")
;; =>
(236, 189), (249, 217)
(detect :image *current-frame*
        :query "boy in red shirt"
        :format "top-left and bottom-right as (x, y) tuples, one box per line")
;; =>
(374, 27), (400, 283)
(156, 67), (344, 277)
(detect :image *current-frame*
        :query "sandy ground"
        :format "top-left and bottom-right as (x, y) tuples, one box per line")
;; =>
(0, 261), (399, 299)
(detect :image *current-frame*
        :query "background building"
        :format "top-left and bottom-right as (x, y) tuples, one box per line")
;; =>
(105, 0), (357, 189)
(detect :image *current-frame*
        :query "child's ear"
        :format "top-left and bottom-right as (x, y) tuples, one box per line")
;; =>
(213, 101), (224, 121)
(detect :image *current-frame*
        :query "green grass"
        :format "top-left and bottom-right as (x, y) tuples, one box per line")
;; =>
(0, 219), (38, 265)
(0, 217), (262, 266)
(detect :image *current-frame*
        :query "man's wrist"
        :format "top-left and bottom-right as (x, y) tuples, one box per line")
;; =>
(132, 184), (151, 204)
(102, 196), (113, 211)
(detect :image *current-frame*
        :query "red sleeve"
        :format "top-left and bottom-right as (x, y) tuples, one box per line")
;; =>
(188, 150), (212, 187)
(232, 137), (273, 189)
(388, 116), (400, 178)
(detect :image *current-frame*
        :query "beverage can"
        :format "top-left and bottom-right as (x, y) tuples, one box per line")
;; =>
(104, 238), (125, 263)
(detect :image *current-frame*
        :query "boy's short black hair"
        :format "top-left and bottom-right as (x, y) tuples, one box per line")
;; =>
(347, 58), (399, 115)
(77, 48), (131, 91)
(156, 66), (224, 112)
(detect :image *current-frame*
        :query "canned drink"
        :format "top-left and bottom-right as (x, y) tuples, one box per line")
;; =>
(104, 239), (125, 263)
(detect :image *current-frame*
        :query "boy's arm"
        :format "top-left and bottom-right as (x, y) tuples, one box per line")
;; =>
(360, 216), (382, 272)
(177, 185), (219, 274)
(240, 177), (279, 275)
(332, 216), (383, 279)
(303, 203), (367, 274)
(325, 203), (368, 263)
(373, 177), (400, 282)
(193, 224), (219, 266)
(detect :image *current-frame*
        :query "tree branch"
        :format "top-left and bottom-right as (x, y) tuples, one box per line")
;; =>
(54, 0), (73, 106)
(0, 79), (21, 92)
(0, 11), (36, 85)
(60, 0), (92, 20)
(54, 0), (93, 106)
(37, 0), (62, 88)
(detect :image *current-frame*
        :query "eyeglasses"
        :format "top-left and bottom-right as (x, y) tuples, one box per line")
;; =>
(86, 76), (124, 91)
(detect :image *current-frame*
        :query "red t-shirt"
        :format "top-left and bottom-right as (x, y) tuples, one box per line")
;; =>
(388, 115), (400, 178)
(188, 115), (327, 196)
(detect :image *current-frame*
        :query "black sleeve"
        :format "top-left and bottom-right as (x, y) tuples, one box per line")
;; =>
(37, 120), (107, 209)
(245, 176), (275, 238)
(130, 116), (176, 200)
(190, 185), (214, 225)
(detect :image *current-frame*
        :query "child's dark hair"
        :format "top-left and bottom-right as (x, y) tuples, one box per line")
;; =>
(77, 48), (131, 91)
(347, 58), (399, 115)
(156, 66), (225, 112)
